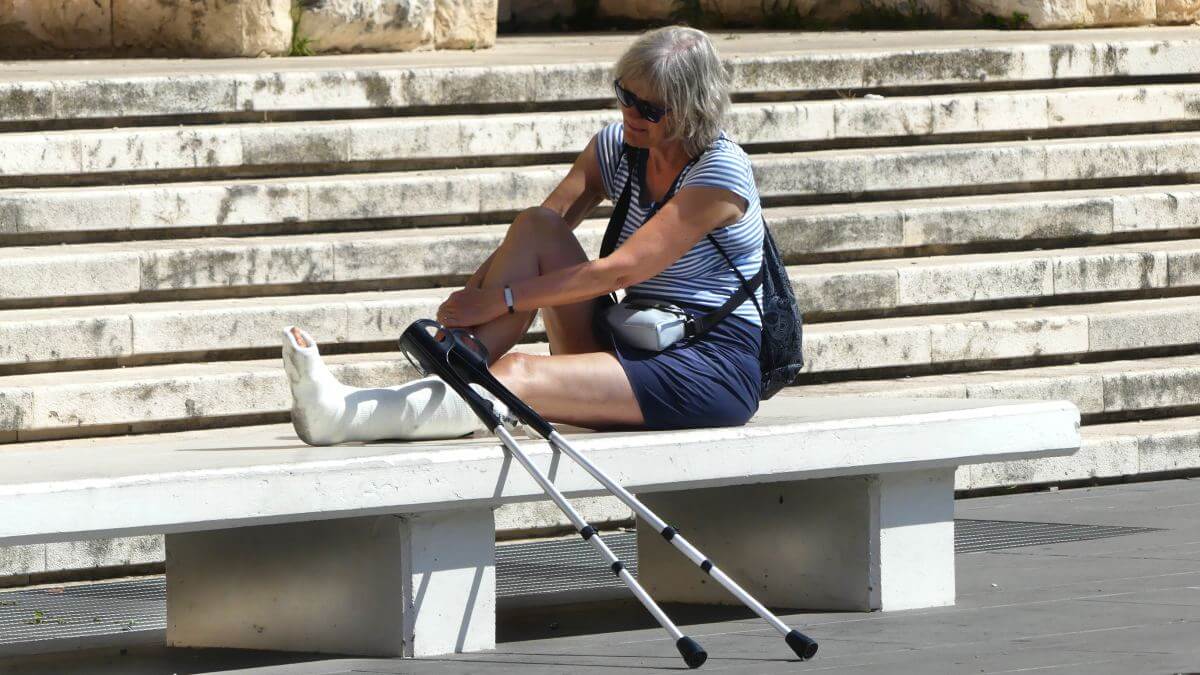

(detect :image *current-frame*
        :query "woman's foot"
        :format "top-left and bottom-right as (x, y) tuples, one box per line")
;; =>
(282, 326), (352, 445)
(282, 326), (517, 446)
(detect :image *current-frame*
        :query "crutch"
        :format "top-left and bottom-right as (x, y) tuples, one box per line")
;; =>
(399, 319), (819, 662)
(398, 320), (708, 669)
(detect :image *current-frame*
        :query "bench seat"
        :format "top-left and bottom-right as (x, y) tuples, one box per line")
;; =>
(0, 396), (1079, 657)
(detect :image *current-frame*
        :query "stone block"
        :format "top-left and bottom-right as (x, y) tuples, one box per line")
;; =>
(333, 232), (497, 282)
(113, 0), (290, 57)
(897, 256), (1052, 306)
(0, 388), (33, 433)
(44, 535), (162, 570)
(0, 543), (45, 577)
(1088, 299), (1200, 351)
(1103, 366), (1200, 412)
(959, 0), (1089, 28)
(131, 300), (350, 356)
(1157, 0), (1200, 23)
(0, 132), (81, 177)
(1139, 425), (1200, 473)
(1112, 190), (1200, 233)
(1086, 0), (1156, 25)
(0, 250), (141, 301)
(298, 0), (434, 54)
(801, 322), (932, 373)
(80, 127), (242, 174)
(436, 0), (497, 49)
(835, 97), (934, 138)
(138, 241), (336, 292)
(241, 123), (351, 167)
(0, 311), (132, 366)
(930, 312), (1088, 362)
(0, 0), (112, 53)
(128, 183), (308, 230)
(2, 188), (132, 235)
(931, 91), (1049, 135)
(966, 434), (1138, 489)
(902, 196), (1112, 247)
(1043, 137), (1159, 182)
(790, 267), (897, 314)
(966, 372), (1104, 414)
(776, 207), (905, 257)
(1052, 249), (1167, 295)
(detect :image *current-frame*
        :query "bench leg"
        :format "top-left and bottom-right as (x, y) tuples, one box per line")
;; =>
(165, 510), (495, 657)
(635, 468), (955, 612)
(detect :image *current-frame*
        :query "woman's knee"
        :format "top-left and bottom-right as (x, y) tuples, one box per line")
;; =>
(509, 207), (567, 241)
(491, 352), (535, 396)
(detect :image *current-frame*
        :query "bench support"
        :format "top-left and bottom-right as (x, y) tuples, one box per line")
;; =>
(636, 468), (955, 612)
(165, 510), (496, 657)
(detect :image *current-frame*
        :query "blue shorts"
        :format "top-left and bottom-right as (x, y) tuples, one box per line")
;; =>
(597, 298), (762, 430)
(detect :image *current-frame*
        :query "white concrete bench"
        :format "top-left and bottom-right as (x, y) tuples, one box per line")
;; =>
(0, 396), (1079, 658)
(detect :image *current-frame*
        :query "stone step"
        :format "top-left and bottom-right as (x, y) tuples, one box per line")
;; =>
(781, 352), (1200, 419)
(6, 82), (1200, 181)
(3, 234), (1199, 368)
(4, 130), (1200, 239)
(965, 413), (1200, 490)
(4, 30), (1199, 126)
(2, 214), (1197, 317)
(3, 294), (1199, 441)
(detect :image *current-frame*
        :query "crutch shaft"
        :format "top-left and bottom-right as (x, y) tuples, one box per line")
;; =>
(546, 431), (819, 660)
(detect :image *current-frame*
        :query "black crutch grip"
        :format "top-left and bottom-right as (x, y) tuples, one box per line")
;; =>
(785, 629), (818, 660)
(676, 636), (708, 669)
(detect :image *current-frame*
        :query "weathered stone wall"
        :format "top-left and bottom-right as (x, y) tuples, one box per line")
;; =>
(507, 0), (1197, 28)
(0, 0), (497, 58)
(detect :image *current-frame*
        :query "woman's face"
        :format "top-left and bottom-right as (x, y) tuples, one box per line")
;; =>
(617, 77), (673, 150)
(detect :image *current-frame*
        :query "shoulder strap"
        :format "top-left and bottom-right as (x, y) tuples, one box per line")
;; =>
(688, 223), (765, 337)
(599, 145), (643, 260)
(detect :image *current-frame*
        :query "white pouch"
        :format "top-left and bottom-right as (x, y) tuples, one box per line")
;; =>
(603, 298), (694, 352)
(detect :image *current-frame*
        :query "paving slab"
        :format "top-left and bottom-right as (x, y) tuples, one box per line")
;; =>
(2, 479), (1198, 674)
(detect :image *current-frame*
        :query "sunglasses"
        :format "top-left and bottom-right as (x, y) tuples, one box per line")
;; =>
(613, 80), (670, 123)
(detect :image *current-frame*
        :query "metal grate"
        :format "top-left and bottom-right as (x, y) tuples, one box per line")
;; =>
(954, 518), (1160, 554)
(0, 519), (1161, 648)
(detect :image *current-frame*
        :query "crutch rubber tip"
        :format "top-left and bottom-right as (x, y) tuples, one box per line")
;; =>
(785, 629), (819, 660)
(676, 636), (708, 669)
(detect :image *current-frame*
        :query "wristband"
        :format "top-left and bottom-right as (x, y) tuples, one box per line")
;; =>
(503, 286), (516, 314)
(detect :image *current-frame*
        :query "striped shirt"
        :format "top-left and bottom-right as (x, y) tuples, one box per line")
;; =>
(594, 122), (765, 327)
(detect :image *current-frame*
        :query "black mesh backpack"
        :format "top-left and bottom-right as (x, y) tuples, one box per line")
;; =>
(600, 144), (806, 400)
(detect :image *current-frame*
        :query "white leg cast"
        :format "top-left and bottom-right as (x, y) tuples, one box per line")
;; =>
(166, 510), (496, 657)
(282, 326), (512, 445)
(635, 468), (956, 612)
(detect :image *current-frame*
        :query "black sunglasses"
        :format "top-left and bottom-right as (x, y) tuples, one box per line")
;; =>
(613, 80), (670, 123)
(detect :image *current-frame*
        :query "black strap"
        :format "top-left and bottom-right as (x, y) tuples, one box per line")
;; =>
(686, 227), (765, 338)
(598, 145), (641, 261)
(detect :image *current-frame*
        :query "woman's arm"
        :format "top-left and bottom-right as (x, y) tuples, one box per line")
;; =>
(438, 185), (746, 326)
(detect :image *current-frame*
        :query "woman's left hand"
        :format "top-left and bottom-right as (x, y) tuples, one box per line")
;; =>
(437, 287), (507, 328)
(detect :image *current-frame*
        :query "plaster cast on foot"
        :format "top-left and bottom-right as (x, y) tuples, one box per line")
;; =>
(282, 326), (514, 446)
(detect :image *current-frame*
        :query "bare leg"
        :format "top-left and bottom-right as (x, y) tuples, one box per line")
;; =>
(491, 351), (645, 429)
(470, 207), (608, 361)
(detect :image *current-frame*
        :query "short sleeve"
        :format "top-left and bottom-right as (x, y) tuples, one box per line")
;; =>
(679, 140), (755, 206)
(593, 122), (625, 201)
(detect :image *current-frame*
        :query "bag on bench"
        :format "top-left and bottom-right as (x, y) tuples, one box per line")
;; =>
(598, 143), (805, 400)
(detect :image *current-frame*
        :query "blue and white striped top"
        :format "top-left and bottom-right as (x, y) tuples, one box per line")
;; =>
(594, 122), (765, 327)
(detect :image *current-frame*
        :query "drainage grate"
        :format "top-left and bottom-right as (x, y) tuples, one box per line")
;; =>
(497, 531), (638, 598)
(954, 518), (1160, 554)
(0, 519), (1162, 648)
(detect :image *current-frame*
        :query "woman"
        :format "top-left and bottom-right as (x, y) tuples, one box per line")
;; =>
(283, 25), (764, 445)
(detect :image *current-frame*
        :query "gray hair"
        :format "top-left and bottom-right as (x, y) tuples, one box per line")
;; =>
(613, 26), (731, 157)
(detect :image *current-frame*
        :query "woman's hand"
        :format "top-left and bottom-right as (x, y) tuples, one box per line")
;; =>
(437, 287), (507, 328)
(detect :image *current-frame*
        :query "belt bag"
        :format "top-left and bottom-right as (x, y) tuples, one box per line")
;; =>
(603, 298), (694, 352)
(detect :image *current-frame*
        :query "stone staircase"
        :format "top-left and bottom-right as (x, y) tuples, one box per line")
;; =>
(3, 28), (1200, 582)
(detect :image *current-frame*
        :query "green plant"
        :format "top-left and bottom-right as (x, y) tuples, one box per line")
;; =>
(289, 1), (316, 57)
(979, 10), (1031, 29)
